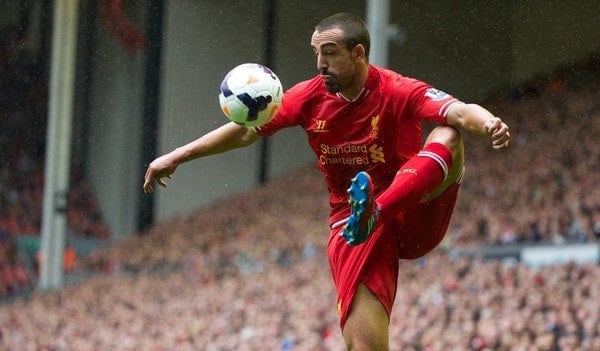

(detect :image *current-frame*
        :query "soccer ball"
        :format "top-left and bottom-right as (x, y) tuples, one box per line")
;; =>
(218, 63), (283, 127)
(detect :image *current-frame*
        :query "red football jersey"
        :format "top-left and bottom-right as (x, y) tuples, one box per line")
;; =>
(256, 65), (459, 224)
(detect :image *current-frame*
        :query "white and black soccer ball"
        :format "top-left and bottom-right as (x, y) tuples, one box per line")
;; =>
(218, 63), (283, 127)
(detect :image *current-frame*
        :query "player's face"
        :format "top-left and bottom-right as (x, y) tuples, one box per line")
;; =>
(311, 28), (361, 95)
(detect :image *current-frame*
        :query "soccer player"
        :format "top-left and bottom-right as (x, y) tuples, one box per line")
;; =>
(143, 12), (510, 351)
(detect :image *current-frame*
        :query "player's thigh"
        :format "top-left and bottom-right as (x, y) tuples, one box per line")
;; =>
(343, 283), (390, 351)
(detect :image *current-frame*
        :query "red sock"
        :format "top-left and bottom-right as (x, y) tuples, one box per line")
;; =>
(376, 143), (453, 223)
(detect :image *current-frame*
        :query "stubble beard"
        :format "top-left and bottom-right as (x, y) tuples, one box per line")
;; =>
(325, 82), (342, 93)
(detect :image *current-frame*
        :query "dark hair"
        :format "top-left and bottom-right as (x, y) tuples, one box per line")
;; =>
(315, 13), (370, 60)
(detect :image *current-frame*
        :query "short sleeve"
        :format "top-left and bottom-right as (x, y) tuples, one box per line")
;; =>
(408, 82), (461, 124)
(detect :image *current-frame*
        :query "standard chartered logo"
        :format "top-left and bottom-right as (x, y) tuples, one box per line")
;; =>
(319, 143), (385, 165)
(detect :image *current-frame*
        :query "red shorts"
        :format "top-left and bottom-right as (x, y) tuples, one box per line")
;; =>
(327, 182), (460, 329)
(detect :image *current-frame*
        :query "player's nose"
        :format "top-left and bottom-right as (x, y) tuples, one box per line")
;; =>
(316, 55), (327, 71)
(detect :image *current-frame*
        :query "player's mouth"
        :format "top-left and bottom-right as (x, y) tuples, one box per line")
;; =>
(320, 73), (334, 82)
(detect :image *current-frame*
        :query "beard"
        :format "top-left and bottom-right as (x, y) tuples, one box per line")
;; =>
(324, 80), (342, 93)
(321, 71), (343, 93)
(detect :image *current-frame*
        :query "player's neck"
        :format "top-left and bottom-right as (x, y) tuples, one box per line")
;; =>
(338, 65), (369, 101)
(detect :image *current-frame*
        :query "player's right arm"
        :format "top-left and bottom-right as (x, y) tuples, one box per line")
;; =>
(143, 122), (259, 193)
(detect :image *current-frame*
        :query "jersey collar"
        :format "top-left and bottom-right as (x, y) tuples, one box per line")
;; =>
(336, 87), (366, 102)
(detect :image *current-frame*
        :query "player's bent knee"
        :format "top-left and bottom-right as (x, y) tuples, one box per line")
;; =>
(425, 126), (463, 152)
(422, 126), (464, 198)
(425, 126), (464, 169)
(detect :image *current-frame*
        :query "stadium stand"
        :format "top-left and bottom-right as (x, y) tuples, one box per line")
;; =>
(0, 24), (111, 300)
(1, 21), (599, 348)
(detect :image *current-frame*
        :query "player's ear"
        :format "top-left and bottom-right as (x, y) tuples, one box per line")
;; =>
(353, 44), (366, 60)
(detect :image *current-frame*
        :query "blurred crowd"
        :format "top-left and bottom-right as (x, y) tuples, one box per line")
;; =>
(1, 238), (599, 350)
(447, 57), (600, 247)
(0, 26), (110, 298)
(1, 20), (600, 349)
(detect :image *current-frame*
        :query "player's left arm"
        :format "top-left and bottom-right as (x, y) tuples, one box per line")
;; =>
(445, 102), (510, 149)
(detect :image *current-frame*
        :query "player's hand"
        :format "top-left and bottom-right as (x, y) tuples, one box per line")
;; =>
(143, 155), (179, 193)
(484, 117), (510, 150)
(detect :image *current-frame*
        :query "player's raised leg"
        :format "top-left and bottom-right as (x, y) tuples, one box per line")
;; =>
(342, 125), (463, 245)
(376, 126), (463, 224)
